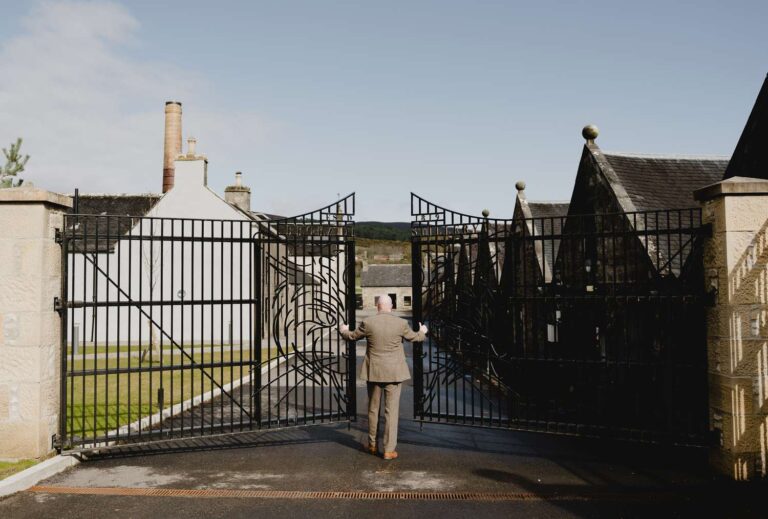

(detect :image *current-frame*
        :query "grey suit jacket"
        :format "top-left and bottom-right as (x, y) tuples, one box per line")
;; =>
(340, 313), (426, 383)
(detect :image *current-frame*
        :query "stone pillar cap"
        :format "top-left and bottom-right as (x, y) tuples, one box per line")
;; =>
(693, 176), (768, 202)
(0, 186), (73, 208)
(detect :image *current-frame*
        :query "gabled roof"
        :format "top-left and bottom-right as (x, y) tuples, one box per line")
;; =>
(571, 144), (727, 277)
(515, 195), (569, 283)
(724, 74), (768, 180)
(600, 151), (728, 211)
(361, 264), (411, 287)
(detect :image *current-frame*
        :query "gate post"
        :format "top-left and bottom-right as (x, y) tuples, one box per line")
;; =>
(0, 187), (72, 459)
(695, 177), (768, 480)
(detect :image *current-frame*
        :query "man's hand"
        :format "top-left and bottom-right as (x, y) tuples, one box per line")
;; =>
(339, 323), (349, 334)
(419, 322), (428, 335)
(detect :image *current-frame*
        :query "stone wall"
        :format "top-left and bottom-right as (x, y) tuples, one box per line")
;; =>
(0, 188), (71, 459)
(361, 286), (412, 311)
(695, 177), (768, 480)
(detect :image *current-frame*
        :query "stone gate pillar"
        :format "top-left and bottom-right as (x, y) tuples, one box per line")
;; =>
(695, 177), (768, 480)
(0, 188), (72, 459)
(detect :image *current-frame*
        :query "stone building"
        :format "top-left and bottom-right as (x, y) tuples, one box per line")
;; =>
(361, 264), (412, 310)
(555, 128), (729, 358)
(508, 183), (569, 356)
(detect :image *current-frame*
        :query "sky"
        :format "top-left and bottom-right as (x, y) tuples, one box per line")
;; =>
(0, 0), (766, 221)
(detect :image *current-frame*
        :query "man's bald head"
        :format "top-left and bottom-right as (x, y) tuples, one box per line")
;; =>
(376, 294), (393, 312)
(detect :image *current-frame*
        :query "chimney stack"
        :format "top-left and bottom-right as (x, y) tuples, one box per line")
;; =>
(163, 101), (183, 193)
(225, 171), (251, 213)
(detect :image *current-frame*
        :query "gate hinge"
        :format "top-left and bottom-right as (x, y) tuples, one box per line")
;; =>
(54, 297), (62, 312)
(699, 223), (713, 238)
(52, 433), (63, 452)
(55, 228), (63, 244)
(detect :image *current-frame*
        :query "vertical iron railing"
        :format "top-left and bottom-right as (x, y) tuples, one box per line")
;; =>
(410, 193), (709, 445)
(59, 214), (261, 449)
(58, 194), (356, 451)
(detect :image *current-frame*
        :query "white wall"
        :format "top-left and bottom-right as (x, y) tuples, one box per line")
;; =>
(66, 157), (345, 351)
(67, 157), (257, 348)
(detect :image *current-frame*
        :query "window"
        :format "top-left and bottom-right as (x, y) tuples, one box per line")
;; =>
(404, 296), (412, 307)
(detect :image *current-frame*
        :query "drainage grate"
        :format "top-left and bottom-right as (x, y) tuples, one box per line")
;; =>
(27, 486), (681, 502)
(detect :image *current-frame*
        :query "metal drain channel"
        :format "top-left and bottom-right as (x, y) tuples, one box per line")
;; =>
(28, 486), (679, 502)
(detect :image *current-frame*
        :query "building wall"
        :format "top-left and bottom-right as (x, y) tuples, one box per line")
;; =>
(361, 286), (412, 310)
(66, 158), (344, 349)
(67, 160), (258, 347)
(697, 179), (768, 480)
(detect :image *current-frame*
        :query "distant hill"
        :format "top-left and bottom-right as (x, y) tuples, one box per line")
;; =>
(357, 221), (410, 241)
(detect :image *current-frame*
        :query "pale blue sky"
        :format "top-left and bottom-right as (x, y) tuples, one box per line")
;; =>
(0, 1), (765, 219)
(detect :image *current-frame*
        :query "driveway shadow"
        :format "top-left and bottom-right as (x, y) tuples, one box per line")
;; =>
(73, 421), (366, 462)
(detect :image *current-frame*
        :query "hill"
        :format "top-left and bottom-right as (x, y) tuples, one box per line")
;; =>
(356, 221), (410, 241)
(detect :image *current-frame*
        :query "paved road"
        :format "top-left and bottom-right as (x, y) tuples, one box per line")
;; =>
(2, 312), (766, 518)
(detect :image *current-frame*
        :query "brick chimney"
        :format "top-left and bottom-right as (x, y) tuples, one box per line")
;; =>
(163, 101), (182, 192)
(225, 172), (251, 212)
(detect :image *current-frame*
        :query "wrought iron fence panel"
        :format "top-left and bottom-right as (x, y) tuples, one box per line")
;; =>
(58, 194), (355, 452)
(410, 193), (709, 445)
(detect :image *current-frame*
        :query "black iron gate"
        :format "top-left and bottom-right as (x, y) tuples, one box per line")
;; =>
(410, 193), (709, 444)
(57, 195), (355, 451)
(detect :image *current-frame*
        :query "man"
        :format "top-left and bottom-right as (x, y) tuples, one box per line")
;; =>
(339, 294), (428, 460)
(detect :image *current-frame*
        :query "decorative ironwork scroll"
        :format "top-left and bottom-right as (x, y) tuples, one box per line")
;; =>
(255, 193), (356, 428)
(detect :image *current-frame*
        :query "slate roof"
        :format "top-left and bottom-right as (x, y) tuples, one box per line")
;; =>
(249, 211), (287, 221)
(73, 193), (161, 217)
(361, 264), (411, 287)
(525, 202), (569, 283)
(527, 201), (570, 221)
(724, 74), (768, 180)
(601, 152), (729, 211)
(583, 147), (728, 277)
(67, 193), (161, 253)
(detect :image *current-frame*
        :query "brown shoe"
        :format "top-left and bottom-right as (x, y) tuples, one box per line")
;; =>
(366, 443), (377, 455)
(383, 451), (398, 460)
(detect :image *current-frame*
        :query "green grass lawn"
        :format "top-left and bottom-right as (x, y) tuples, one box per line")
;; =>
(66, 342), (252, 355)
(0, 459), (39, 481)
(66, 347), (277, 441)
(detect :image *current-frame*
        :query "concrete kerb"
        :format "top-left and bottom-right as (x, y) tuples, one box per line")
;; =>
(0, 348), (300, 498)
(1, 325), (337, 497)
(0, 456), (79, 499)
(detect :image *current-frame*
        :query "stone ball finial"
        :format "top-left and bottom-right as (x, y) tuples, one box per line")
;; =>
(482, 209), (490, 218)
(515, 180), (526, 192)
(582, 124), (599, 141)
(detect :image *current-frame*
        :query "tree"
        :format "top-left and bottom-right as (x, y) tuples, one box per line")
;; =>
(0, 138), (30, 188)
(140, 218), (162, 363)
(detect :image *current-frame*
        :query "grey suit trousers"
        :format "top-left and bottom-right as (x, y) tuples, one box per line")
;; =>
(367, 382), (402, 453)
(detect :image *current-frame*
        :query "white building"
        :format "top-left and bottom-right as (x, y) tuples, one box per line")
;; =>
(66, 103), (346, 350)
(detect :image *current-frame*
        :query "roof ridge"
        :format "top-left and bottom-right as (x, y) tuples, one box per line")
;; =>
(69, 192), (162, 197)
(603, 150), (730, 161)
